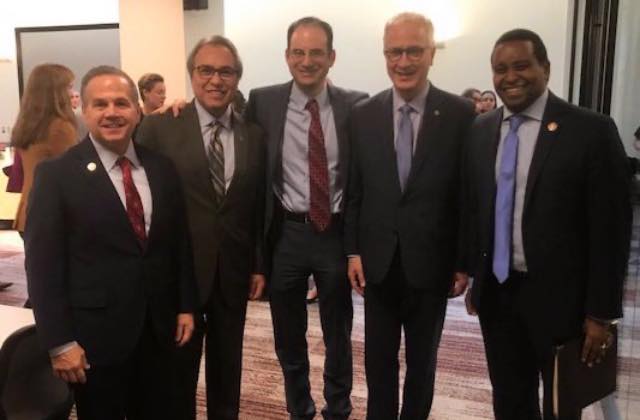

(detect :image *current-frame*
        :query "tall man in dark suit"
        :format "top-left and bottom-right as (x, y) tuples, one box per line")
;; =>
(136, 36), (266, 420)
(25, 65), (197, 419)
(245, 16), (367, 420)
(462, 29), (631, 420)
(344, 13), (475, 419)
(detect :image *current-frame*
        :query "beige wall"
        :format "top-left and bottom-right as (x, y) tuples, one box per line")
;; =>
(119, 0), (187, 103)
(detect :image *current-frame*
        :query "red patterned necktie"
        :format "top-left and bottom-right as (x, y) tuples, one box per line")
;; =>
(117, 156), (147, 245)
(305, 99), (331, 232)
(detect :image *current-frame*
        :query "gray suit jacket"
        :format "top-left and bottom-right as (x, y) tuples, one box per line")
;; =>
(245, 81), (367, 272)
(136, 101), (266, 306)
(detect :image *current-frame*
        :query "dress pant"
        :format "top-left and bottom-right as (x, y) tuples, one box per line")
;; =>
(174, 269), (248, 420)
(478, 272), (582, 420)
(364, 250), (447, 420)
(74, 317), (177, 420)
(270, 218), (353, 420)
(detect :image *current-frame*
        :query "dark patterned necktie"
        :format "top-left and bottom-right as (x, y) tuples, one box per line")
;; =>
(207, 121), (225, 201)
(305, 99), (331, 232)
(116, 156), (146, 245)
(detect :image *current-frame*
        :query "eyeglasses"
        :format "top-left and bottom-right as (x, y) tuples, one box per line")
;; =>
(384, 46), (428, 62)
(195, 65), (238, 81)
(288, 49), (329, 60)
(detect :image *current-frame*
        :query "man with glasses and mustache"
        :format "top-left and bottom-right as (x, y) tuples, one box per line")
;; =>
(137, 36), (266, 420)
(344, 13), (475, 419)
(246, 16), (367, 420)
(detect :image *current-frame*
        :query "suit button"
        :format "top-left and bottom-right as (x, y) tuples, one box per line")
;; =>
(483, 252), (488, 257)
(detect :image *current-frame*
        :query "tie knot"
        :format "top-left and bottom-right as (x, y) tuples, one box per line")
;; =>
(509, 114), (525, 131)
(305, 99), (319, 113)
(117, 156), (131, 170)
(399, 104), (414, 117)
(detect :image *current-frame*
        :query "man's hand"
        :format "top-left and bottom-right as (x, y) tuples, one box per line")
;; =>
(248, 274), (266, 300)
(581, 318), (613, 367)
(175, 313), (195, 347)
(449, 272), (469, 298)
(464, 288), (477, 316)
(51, 343), (90, 384)
(152, 99), (187, 117)
(347, 256), (366, 296)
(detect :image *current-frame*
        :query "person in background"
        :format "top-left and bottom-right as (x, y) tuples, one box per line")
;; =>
(462, 87), (482, 113)
(345, 13), (475, 419)
(10, 63), (77, 238)
(138, 73), (167, 115)
(462, 28), (630, 420)
(479, 89), (497, 113)
(70, 90), (81, 110)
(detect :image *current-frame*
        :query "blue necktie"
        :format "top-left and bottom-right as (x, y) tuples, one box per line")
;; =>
(493, 114), (525, 283)
(397, 104), (414, 192)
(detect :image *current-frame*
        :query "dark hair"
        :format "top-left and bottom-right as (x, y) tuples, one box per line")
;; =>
(81, 65), (139, 104)
(492, 28), (549, 65)
(461, 88), (480, 99)
(137, 73), (164, 101)
(287, 16), (333, 51)
(187, 35), (243, 79)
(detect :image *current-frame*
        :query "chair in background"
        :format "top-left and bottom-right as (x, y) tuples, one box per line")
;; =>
(0, 325), (73, 420)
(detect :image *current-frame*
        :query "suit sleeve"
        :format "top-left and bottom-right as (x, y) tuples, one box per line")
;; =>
(343, 107), (363, 255)
(252, 129), (267, 275)
(244, 90), (258, 125)
(24, 161), (75, 351)
(585, 116), (631, 319)
(135, 115), (158, 150)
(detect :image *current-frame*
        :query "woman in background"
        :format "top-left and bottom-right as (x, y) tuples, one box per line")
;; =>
(479, 90), (497, 113)
(138, 73), (166, 115)
(11, 63), (77, 235)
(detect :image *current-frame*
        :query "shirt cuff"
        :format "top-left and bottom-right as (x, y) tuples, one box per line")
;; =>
(49, 341), (78, 357)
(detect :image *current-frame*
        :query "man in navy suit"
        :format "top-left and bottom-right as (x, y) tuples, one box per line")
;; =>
(344, 12), (475, 419)
(246, 16), (367, 420)
(25, 65), (197, 419)
(462, 29), (631, 419)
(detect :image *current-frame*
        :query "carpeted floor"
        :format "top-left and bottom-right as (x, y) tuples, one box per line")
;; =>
(0, 227), (638, 419)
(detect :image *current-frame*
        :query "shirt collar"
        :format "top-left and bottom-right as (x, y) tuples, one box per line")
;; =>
(289, 80), (330, 110)
(503, 88), (549, 122)
(195, 99), (233, 130)
(392, 81), (430, 115)
(89, 135), (140, 171)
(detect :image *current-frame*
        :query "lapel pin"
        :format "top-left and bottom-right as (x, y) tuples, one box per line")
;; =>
(87, 162), (97, 172)
(434, 110), (440, 116)
(547, 122), (558, 132)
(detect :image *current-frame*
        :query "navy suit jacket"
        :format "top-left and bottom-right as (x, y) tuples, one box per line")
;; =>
(344, 85), (475, 293)
(25, 138), (197, 365)
(464, 92), (631, 342)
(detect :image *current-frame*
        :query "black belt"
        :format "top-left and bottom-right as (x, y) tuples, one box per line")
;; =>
(508, 270), (528, 281)
(283, 210), (342, 224)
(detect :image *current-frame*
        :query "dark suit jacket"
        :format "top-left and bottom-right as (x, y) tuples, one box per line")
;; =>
(136, 102), (265, 306)
(25, 138), (197, 366)
(245, 81), (367, 270)
(344, 85), (475, 294)
(465, 92), (631, 342)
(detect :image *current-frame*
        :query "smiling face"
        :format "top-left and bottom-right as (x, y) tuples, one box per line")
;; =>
(286, 24), (335, 97)
(82, 74), (139, 155)
(191, 44), (239, 117)
(491, 40), (549, 113)
(383, 19), (435, 101)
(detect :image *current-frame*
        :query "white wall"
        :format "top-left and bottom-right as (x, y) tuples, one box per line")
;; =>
(226, 0), (572, 99)
(0, 0), (119, 143)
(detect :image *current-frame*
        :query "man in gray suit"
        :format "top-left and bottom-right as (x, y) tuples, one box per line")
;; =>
(245, 16), (367, 420)
(137, 36), (266, 420)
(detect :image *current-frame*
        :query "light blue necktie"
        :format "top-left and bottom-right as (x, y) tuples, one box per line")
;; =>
(397, 104), (414, 192)
(493, 114), (525, 283)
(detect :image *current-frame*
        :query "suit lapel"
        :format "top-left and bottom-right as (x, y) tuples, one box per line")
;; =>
(183, 101), (219, 204)
(136, 145), (160, 248)
(272, 82), (292, 186)
(405, 86), (445, 191)
(328, 85), (349, 190)
(224, 110), (248, 202)
(523, 93), (566, 213)
(74, 138), (140, 251)
(377, 90), (400, 193)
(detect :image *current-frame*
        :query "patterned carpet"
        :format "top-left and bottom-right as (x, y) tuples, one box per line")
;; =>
(0, 228), (638, 419)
